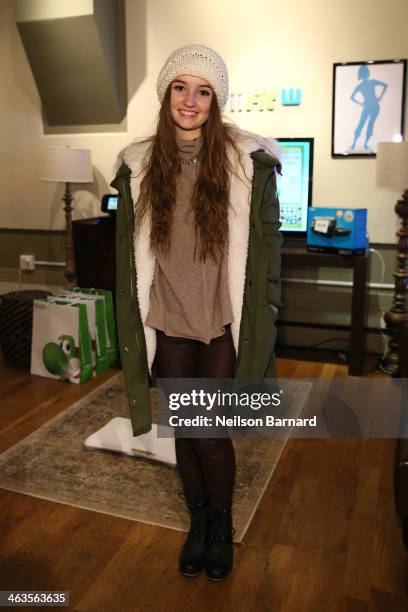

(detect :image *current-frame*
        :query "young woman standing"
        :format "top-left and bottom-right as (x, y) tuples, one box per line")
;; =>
(111, 44), (282, 581)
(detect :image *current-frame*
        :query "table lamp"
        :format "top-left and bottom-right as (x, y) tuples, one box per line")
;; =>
(41, 147), (93, 286)
(376, 141), (408, 374)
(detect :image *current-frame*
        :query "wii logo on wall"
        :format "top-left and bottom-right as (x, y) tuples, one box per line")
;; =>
(229, 88), (302, 112)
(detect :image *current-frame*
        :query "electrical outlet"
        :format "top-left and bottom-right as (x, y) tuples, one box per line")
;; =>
(20, 255), (35, 271)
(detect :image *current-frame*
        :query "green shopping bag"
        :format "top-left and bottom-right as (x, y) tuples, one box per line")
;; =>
(30, 298), (93, 384)
(67, 287), (118, 366)
(52, 293), (109, 376)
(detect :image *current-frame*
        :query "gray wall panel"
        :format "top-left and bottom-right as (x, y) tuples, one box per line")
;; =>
(16, 0), (128, 126)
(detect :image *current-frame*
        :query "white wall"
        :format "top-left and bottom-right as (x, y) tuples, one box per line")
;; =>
(1, 0), (407, 242)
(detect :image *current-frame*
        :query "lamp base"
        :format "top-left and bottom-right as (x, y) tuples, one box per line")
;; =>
(379, 190), (408, 376)
(63, 182), (76, 287)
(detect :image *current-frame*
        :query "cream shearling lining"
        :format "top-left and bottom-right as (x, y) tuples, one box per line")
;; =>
(115, 127), (281, 374)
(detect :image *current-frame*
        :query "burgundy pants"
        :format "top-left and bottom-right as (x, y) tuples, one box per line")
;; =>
(155, 326), (236, 510)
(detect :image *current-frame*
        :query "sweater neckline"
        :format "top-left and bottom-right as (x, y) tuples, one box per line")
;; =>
(176, 135), (203, 159)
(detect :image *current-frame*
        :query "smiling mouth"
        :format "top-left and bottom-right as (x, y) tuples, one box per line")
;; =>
(179, 110), (198, 118)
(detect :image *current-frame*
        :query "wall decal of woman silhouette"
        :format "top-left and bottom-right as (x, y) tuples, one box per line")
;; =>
(350, 64), (388, 151)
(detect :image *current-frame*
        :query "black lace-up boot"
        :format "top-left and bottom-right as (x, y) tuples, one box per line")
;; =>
(205, 506), (235, 581)
(178, 493), (208, 577)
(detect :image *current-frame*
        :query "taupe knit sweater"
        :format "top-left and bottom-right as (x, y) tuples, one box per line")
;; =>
(145, 136), (233, 344)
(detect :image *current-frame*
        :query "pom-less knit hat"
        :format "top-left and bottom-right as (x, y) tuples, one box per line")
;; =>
(156, 44), (229, 111)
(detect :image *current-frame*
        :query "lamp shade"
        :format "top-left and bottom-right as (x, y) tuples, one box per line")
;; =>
(376, 141), (408, 190)
(41, 147), (93, 183)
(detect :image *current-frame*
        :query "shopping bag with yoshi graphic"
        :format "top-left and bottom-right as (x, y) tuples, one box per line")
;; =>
(49, 293), (109, 376)
(30, 299), (93, 384)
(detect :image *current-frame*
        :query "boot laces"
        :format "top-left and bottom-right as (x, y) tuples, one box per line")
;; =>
(208, 508), (235, 542)
(178, 492), (207, 537)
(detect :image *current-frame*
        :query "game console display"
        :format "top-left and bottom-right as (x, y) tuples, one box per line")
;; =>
(307, 207), (368, 255)
(276, 138), (313, 236)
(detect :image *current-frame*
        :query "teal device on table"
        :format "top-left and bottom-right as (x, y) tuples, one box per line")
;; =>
(307, 207), (368, 255)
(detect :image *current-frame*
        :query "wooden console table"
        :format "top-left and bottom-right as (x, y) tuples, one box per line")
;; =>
(281, 244), (369, 376)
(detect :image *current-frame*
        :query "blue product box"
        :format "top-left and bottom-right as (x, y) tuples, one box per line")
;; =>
(307, 207), (368, 255)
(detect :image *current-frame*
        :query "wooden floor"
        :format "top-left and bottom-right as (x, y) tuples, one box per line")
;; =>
(0, 353), (407, 612)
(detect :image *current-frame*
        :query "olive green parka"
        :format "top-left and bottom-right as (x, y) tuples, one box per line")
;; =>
(110, 126), (283, 437)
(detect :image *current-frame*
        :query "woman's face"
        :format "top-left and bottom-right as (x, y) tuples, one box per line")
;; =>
(169, 74), (214, 140)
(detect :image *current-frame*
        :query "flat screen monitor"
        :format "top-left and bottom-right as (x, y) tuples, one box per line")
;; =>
(276, 138), (314, 236)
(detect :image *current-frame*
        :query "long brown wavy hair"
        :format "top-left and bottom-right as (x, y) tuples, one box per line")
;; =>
(137, 83), (246, 263)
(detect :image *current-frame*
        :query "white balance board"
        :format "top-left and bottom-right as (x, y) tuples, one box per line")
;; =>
(84, 417), (176, 467)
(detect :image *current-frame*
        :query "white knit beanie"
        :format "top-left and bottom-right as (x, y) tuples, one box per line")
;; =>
(156, 44), (229, 111)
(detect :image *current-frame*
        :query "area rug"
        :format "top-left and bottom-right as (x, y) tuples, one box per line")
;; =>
(0, 372), (308, 542)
